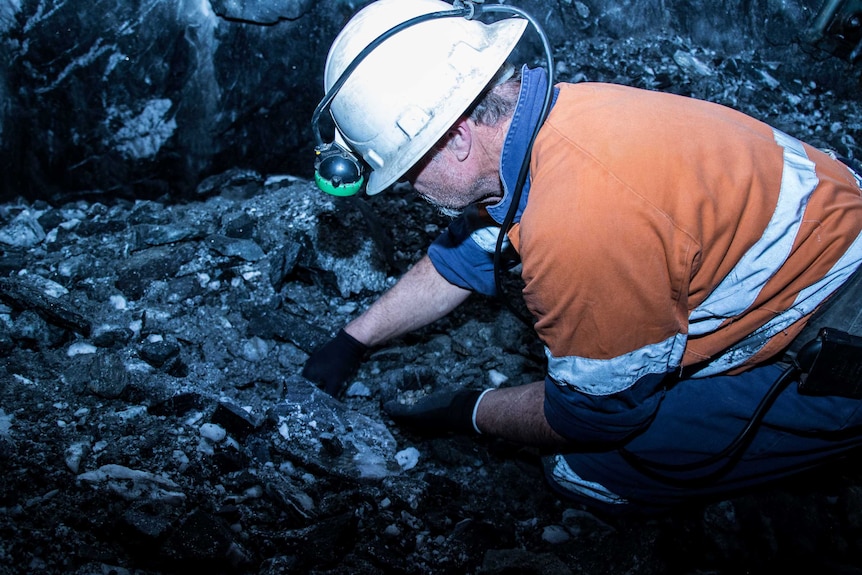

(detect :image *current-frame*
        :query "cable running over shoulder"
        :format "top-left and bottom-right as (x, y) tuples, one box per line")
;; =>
(484, 4), (554, 327)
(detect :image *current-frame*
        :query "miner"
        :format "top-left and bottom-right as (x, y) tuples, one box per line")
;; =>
(303, 0), (862, 515)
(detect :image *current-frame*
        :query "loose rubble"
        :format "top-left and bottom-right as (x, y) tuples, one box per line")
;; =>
(0, 31), (861, 575)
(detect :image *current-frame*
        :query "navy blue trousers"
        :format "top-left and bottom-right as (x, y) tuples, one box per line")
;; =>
(543, 362), (862, 515)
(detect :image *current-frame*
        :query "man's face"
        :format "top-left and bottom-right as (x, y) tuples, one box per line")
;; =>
(403, 136), (502, 218)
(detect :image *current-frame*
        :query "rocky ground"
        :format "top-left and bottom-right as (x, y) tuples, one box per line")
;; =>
(1, 31), (862, 575)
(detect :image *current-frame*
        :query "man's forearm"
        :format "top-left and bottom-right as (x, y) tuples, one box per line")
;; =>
(475, 381), (570, 447)
(344, 254), (471, 347)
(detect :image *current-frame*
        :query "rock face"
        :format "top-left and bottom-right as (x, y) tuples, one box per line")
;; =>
(0, 0), (358, 202)
(0, 0), (844, 202)
(0, 3), (861, 574)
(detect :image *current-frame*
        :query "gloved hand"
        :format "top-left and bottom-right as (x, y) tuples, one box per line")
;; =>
(301, 329), (368, 396)
(383, 388), (487, 435)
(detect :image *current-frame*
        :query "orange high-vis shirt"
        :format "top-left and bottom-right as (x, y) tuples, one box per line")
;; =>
(506, 82), (862, 396)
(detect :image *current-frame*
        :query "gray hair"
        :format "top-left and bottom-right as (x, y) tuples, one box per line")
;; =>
(467, 64), (522, 127)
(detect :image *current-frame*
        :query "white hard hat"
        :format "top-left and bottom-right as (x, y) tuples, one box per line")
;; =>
(324, 0), (527, 195)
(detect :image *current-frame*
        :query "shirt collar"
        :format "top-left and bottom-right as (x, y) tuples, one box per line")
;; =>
(486, 65), (555, 224)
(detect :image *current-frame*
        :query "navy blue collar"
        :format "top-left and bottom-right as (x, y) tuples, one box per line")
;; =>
(486, 66), (556, 225)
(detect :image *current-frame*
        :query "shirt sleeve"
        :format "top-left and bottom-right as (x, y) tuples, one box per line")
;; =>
(427, 205), (516, 297)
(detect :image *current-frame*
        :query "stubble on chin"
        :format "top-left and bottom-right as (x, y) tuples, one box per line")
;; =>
(417, 175), (502, 220)
(435, 205), (464, 218)
(419, 193), (464, 218)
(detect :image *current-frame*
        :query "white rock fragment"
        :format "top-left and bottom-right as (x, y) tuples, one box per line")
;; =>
(27, 276), (69, 298)
(12, 374), (35, 386)
(241, 336), (270, 362)
(574, 0), (590, 18)
(67, 342), (98, 357)
(336, 302), (357, 314)
(488, 369), (509, 387)
(673, 50), (713, 76)
(200, 422), (227, 442)
(77, 464), (185, 504)
(354, 451), (390, 479)
(278, 418), (291, 440)
(395, 447), (420, 471)
(345, 381), (372, 397)
(65, 441), (91, 473)
(128, 319), (142, 338)
(758, 69), (780, 90)
(115, 406), (147, 421)
(0, 210), (46, 248)
(542, 524), (571, 544)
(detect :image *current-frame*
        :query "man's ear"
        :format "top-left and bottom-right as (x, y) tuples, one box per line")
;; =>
(445, 118), (473, 162)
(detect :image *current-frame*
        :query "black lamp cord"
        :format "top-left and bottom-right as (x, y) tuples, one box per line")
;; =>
(482, 3), (555, 328)
(619, 362), (800, 487)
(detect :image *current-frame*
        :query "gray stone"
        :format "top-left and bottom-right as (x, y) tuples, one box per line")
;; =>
(269, 376), (399, 480)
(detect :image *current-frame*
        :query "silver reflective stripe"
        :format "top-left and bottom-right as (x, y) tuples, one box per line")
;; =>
(687, 131), (862, 376)
(692, 231), (862, 377)
(549, 454), (628, 505)
(547, 128), (860, 388)
(689, 128), (816, 336)
(547, 332), (687, 395)
(470, 225), (506, 253)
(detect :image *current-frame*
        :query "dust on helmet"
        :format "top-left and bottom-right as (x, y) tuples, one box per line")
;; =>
(324, 0), (527, 195)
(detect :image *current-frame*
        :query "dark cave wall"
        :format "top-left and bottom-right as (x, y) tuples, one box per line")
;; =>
(0, 0), (840, 203)
(580, 0), (818, 49)
(0, 0), (359, 202)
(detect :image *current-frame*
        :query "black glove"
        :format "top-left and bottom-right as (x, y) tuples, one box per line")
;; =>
(383, 389), (484, 435)
(301, 329), (368, 396)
